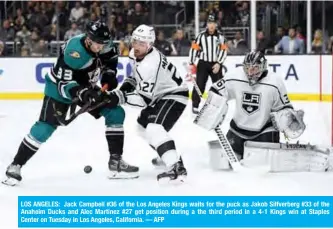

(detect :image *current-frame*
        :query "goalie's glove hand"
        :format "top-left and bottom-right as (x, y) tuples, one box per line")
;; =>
(120, 77), (137, 93)
(270, 108), (306, 139)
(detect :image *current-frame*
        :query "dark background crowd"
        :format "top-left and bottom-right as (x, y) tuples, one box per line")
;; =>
(0, 0), (332, 57)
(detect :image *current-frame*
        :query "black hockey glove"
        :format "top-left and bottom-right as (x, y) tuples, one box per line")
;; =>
(109, 90), (126, 105)
(119, 77), (137, 93)
(101, 69), (118, 90)
(76, 87), (102, 104)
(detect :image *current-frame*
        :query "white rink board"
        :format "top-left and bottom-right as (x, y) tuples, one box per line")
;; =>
(0, 55), (331, 98)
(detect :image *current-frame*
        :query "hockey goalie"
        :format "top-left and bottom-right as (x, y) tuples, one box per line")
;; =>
(194, 51), (333, 173)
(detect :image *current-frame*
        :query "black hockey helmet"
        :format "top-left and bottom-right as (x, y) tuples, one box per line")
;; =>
(86, 20), (111, 45)
(243, 51), (267, 85)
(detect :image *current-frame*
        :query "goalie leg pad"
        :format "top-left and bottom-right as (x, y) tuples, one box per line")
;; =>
(208, 140), (231, 170)
(242, 132), (280, 167)
(194, 91), (228, 130)
(243, 141), (278, 167)
(270, 149), (330, 172)
(244, 141), (332, 172)
(207, 140), (242, 170)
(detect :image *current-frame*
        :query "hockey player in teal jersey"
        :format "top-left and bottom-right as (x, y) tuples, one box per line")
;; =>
(2, 21), (139, 186)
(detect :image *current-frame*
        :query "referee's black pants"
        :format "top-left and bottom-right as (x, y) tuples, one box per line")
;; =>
(192, 60), (223, 108)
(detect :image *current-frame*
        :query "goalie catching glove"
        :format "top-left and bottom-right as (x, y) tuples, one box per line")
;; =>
(194, 90), (228, 130)
(270, 108), (306, 139)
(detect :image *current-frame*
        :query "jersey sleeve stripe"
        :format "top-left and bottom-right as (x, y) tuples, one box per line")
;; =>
(58, 81), (79, 100)
(152, 52), (163, 97)
(135, 68), (143, 80)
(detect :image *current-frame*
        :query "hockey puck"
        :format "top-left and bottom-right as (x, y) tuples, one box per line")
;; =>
(84, 165), (92, 174)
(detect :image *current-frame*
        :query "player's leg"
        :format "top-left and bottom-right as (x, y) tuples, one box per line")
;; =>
(3, 96), (68, 185)
(138, 95), (188, 181)
(192, 60), (209, 114)
(89, 105), (139, 179)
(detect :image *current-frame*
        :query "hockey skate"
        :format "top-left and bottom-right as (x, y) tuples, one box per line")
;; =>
(192, 107), (199, 115)
(2, 164), (22, 186)
(108, 155), (139, 179)
(157, 160), (187, 183)
(152, 157), (166, 167)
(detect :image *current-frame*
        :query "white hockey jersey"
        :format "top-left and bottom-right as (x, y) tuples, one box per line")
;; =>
(211, 69), (293, 139)
(128, 47), (188, 106)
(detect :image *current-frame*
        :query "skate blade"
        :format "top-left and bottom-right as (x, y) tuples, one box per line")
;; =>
(2, 177), (19, 186)
(158, 175), (187, 185)
(153, 164), (166, 170)
(108, 171), (139, 180)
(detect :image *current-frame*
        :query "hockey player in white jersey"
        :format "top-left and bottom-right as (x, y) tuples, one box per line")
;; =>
(193, 51), (333, 172)
(119, 25), (189, 181)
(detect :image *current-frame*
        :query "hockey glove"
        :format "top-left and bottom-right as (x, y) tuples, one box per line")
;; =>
(194, 90), (228, 131)
(270, 108), (306, 139)
(120, 77), (137, 93)
(105, 89), (127, 107)
(76, 87), (102, 104)
(101, 69), (118, 90)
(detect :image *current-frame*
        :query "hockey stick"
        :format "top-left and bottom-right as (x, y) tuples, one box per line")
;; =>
(54, 84), (109, 126)
(189, 72), (243, 171)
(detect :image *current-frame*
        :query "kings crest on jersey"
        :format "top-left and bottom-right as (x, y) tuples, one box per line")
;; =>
(128, 47), (188, 106)
(44, 34), (118, 104)
(212, 67), (293, 139)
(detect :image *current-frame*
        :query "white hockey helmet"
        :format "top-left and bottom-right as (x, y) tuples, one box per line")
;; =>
(131, 24), (156, 46)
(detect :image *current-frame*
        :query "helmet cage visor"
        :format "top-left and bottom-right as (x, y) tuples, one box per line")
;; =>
(243, 63), (264, 84)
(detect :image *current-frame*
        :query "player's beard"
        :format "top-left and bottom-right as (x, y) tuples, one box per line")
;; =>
(134, 49), (146, 59)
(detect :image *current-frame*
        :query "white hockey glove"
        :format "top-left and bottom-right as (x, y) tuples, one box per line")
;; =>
(270, 108), (306, 139)
(194, 90), (228, 130)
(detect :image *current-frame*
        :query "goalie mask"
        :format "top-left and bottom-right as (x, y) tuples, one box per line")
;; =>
(243, 51), (267, 85)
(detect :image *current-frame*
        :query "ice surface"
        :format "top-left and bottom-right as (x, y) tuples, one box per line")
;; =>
(0, 100), (332, 229)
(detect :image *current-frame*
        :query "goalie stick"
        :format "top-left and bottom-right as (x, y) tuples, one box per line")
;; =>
(53, 84), (109, 126)
(188, 69), (243, 171)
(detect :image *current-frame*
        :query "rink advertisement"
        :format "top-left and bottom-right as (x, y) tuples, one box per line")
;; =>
(0, 55), (331, 101)
(18, 196), (333, 228)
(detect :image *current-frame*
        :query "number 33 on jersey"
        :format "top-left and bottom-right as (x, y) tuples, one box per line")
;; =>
(129, 47), (187, 105)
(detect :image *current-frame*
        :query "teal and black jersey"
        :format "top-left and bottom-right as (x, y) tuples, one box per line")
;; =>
(44, 34), (119, 103)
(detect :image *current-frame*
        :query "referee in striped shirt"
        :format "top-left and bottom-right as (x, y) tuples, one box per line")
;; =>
(189, 15), (228, 114)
